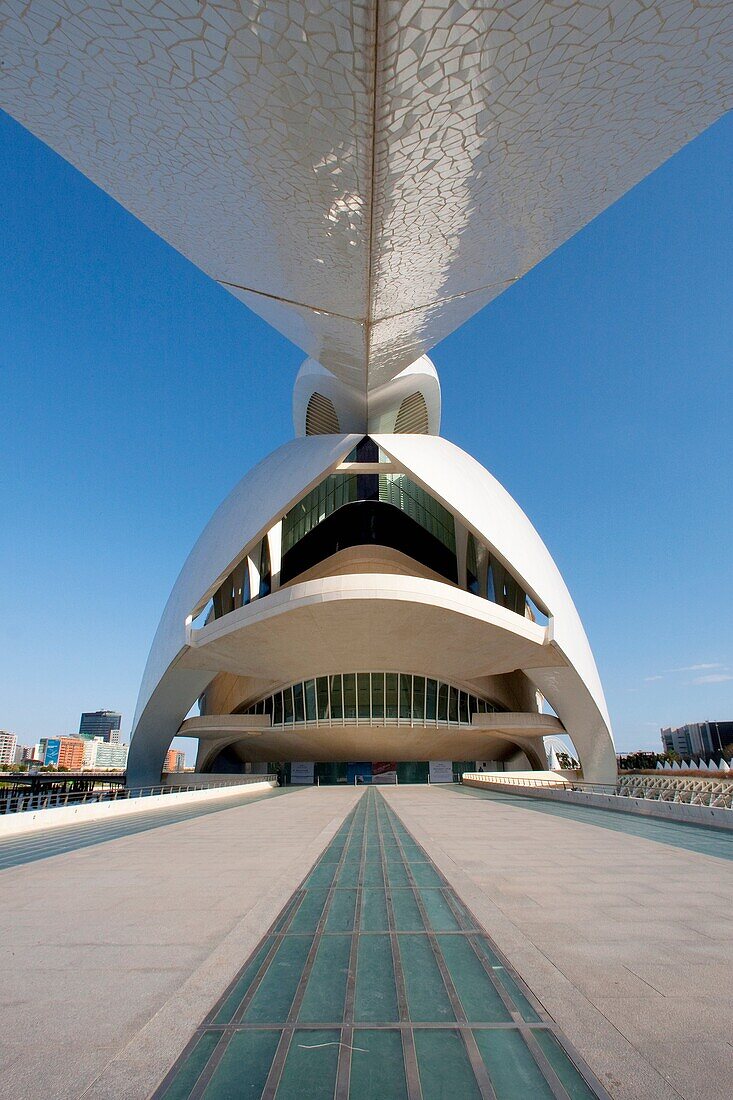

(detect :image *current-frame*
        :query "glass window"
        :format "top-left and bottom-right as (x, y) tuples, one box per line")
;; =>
(448, 686), (458, 723)
(258, 538), (271, 598)
(244, 677), (496, 730)
(330, 675), (343, 720)
(487, 562), (496, 604)
(242, 565), (251, 606)
(357, 673), (370, 719)
(354, 435), (379, 462)
(425, 679), (437, 721)
(437, 682), (448, 722)
(371, 673), (384, 719)
(413, 677), (425, 721)
(378, 474), (455, 553)
(399, 674), (412, 719)
(466, 533), (480, 595)
(293, 682), (305, 723)
(283, 687), (294, 724)
(386, 673), (398, 719)
(281, 474), (358, 554)
(343, 673), (356, 719)
(316, 677), (329, 720)
(304, 679), (316, 722)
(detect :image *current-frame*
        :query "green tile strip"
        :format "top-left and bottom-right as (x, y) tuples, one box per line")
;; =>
(153, 789), (609, 1100)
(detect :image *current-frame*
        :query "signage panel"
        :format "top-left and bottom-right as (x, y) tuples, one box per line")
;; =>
(291, 761), (315, 785)
(428, 760), (453, 783)
(44, 739), (61, 766)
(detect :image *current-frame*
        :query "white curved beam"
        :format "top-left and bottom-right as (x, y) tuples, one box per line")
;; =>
(127, 434), (358, 785)
(375, 434), (617, 782)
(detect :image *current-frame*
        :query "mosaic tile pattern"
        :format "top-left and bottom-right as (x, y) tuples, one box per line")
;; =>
(1, 2), (730, 389)
(153, 788), (606, 1099)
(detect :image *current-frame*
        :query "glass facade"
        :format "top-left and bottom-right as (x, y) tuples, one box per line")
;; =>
(207, 449), (546, 626)
(281, 471), (455, 558)
(344, 436), (389, 462)
(238, 673), (502, 727)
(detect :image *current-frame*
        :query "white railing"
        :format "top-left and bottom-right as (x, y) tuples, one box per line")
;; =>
(462, 772), (733, 810)
(463, 773), (616, 795)
(616, 773), (733, 809)
(0, 775), (277, 816)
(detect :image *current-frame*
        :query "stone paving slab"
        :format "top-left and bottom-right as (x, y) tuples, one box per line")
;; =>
(151, 788), (606, 1100)
(0, 787), (360, 1100)
(381, 786), (733, 1100)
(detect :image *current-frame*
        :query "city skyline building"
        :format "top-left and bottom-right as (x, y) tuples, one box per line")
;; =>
(78, 710), (122, 744)
(0, 4), (729, 786)
(39, 736), (85, 770)
(81, 738), (128, 770)
(0, 732), (18, 769)
(164, 749), (186, 774)
(661, 722), (733, 761)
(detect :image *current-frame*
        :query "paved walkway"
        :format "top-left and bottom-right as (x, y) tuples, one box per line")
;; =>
(0, 786), (360, 1100)
(1, 785), (730, 1100)
(155, 788), (602, 1100)
(382, 786), (733, 1100)
(0, 786), (291, 871)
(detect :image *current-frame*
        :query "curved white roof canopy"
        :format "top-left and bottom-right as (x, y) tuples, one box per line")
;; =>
(128, 434), (616, 785)
(1, 1), (730, 390)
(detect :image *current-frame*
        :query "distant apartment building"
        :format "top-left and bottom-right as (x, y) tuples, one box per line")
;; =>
(40, 737), (85, 770)
(164, 749), (186, 772)
(79, 711), (122, 744)
(0, 731), (18, 768)
(661, 721), (733, 760)
(82, 738), (128, 770)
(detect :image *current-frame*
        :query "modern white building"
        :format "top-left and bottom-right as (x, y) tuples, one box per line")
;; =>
(125, 356), (618, 785)
(82, 739), (129, 771)
(1, 3), (729, 786)
(0, 732), (18, 769)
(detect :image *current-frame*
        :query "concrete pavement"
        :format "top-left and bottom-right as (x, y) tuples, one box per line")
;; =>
(2, 784), (731, 1099)
(381, 785), (733, 1100)
(0, 786), (360, 1100)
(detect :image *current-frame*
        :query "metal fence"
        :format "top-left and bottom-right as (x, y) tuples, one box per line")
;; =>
(0, 775), (277, 816)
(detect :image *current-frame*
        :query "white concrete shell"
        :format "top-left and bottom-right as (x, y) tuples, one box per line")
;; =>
(1, 2), (730, 388)
(128, 434), (616, 786)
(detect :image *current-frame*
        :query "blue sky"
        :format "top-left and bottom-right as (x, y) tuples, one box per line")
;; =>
(1, 108), (731, 760)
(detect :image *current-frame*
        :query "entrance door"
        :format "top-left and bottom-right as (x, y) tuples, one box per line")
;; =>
(347, 761), (372, 784)
(397, 761), (429, 784)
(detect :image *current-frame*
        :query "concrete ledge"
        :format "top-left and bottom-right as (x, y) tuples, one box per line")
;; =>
(0, 780), (277, 839)
(462, 778), (733, 831)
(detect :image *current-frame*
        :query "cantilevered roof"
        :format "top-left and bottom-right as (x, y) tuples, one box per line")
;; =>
(1, 2), (730, 390)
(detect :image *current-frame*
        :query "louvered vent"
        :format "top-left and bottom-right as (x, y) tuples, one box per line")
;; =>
(394, 391), (429, 434)
(305, 392), (340, 435)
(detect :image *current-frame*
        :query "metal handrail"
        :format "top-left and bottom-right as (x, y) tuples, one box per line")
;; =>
(0, 775), (277, 816)
(462, 773), (617, 795)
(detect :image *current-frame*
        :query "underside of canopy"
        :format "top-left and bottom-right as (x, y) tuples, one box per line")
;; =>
(1, 1), (730, 390)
